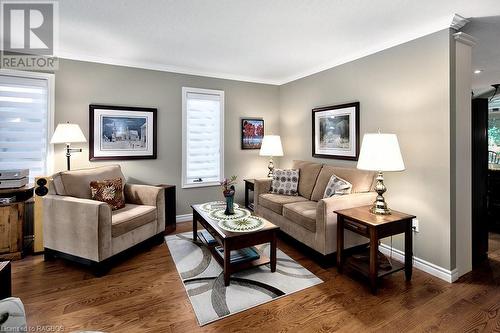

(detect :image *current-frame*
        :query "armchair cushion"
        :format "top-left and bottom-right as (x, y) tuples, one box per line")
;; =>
(259, 193), (308, 215)
(283, 201), (317, 232)
(111, 204), (157, 237)
(53, 165), (126, 199)
(90, 178), (125, 210)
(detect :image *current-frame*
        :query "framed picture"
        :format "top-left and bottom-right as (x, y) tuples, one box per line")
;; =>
(312, 102), (359, 160)
(89, 104), (157, 161)
(241, 118), (264, 149)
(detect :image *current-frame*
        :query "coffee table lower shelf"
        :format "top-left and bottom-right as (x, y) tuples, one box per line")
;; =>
(198, 234), (272, 275)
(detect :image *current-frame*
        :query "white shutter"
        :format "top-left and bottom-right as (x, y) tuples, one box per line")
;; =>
(182, 88), (224, 188)
(0, 74), (50, 180)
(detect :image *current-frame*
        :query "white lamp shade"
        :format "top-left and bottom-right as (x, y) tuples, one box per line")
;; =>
(50, 123), (87, 144)
(259, 135), (284, 157)
(357, 133), (405, 171)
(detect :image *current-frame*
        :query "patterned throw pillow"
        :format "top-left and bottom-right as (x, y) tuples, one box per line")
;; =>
(90, 178), (125, 210)
(270, 169), (299, 196)
(323, 174), (352, 198)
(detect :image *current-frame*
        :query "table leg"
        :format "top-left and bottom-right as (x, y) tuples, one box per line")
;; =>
(224, 241), (231, 286)
(192, 209), (198, 241)
(270, 231), (277, 273)
(405, 220), (413, 281)
(369, 228), (378, 294)
(245, 182), (249, 209)
(337, 215), (344, 273)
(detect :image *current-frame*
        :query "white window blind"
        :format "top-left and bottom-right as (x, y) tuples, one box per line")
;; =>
(182, 87), (224, 188)
(0, 74), (51, 180)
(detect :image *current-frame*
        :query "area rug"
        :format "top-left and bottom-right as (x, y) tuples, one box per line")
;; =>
(165, 232), (323, 326)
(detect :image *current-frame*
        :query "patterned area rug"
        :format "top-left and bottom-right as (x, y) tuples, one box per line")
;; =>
(165, 232), (323, 326)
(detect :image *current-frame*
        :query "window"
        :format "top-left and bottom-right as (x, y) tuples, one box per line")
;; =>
(182, 87), (224, 188)
(0, 71), (54, 180)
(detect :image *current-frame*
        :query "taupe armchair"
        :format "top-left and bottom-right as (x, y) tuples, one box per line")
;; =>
(42, 165), (165, 275)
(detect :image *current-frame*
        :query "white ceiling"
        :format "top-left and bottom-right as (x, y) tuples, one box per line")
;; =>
(58, 0), (500, 85)
(463, 16), (500, 95)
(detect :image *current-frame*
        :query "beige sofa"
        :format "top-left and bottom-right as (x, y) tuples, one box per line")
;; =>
(254, 160), (376, 256)
(42, 165), (165, 274)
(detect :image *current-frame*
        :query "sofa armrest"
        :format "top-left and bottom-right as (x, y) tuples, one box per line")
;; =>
(253, 178), (272, 206)
(316, 192), (377, 253)
(124, 184), (165, 233)
(42, 194), (112, 262)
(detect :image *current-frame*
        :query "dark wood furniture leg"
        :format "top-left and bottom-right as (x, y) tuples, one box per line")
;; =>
(157, 185), (176, 234)
(0, 261), (11, 299)
(270, 231), (277, 272)
(192, 209), (198, 241)
(224, 241), (231, 286)
(369, 228), (379, 294)
(405, 221), (413, 281)
(337, 215), (344, 273)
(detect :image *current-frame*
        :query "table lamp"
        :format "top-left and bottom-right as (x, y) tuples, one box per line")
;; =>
(50, 122), (87, 170)
(357, 132), (405, 215)
(259, 135), (284, 177)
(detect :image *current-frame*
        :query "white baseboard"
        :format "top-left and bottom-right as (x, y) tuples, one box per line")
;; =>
(176, 214), (193, 223)
(379, 243), (458, 283)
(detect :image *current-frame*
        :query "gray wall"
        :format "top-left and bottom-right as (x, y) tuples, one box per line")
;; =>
(278, 29), (453, 269)
(53, 59), (280, 215)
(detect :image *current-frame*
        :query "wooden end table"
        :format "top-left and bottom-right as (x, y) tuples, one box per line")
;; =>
(156, 184), (176, 234)
(244, 179), (255, 211)
(192, 204), (279, 286)
(335, 205), (415, 294)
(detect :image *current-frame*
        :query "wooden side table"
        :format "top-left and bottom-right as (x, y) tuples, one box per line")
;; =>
(244, 179), (255, 211)
(0, 261), (11, 299)
(335, 205), (415, 294)
(156, 185), (176, 234)
(0, 185), (34, 261)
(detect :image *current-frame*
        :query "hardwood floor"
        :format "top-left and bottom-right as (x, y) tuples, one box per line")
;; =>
(10, 223), (500, 332)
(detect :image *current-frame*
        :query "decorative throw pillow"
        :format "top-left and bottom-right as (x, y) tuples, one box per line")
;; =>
(270, 169), (299, 196)
(90, 178), (125, 210)
(323, 174), (352, 198)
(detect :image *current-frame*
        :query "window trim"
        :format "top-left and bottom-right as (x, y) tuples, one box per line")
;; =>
(182, 87), (224, 189)
(0, 69), (55, 177)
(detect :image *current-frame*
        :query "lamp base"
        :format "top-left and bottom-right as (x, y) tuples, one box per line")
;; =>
(267, 157), (275, 178)
(370, 171), (391, 215)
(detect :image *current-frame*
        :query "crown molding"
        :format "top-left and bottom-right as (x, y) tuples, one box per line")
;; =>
(56, 51), (281, 85)
(450, 14), (470, 31)
(453, 32), (477, 47)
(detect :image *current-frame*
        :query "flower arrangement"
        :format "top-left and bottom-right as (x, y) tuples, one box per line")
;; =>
(220, 175), (237, 196)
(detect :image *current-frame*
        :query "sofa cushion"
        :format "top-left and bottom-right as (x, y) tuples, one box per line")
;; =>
(323, 174), (352, 198)
(283, 201), (317, 232)
(259, 193), (308, 215)
(53, 165), (126, 199)
(270, 169), (299, 196)
(292, 160), (323, 200)
(111, 204), (156, 237)
(311, 165), (375, 201)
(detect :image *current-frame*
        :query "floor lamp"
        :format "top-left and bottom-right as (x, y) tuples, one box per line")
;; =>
(50, 123), (87, 170)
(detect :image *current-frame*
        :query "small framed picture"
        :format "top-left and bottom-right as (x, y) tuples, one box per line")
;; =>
(241, 118), (264, 149)
(312, 102), (360, 160)
(89, 104), (157, 161)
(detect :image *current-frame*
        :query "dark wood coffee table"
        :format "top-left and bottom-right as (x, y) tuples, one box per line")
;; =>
(192, 204), (279, 286)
